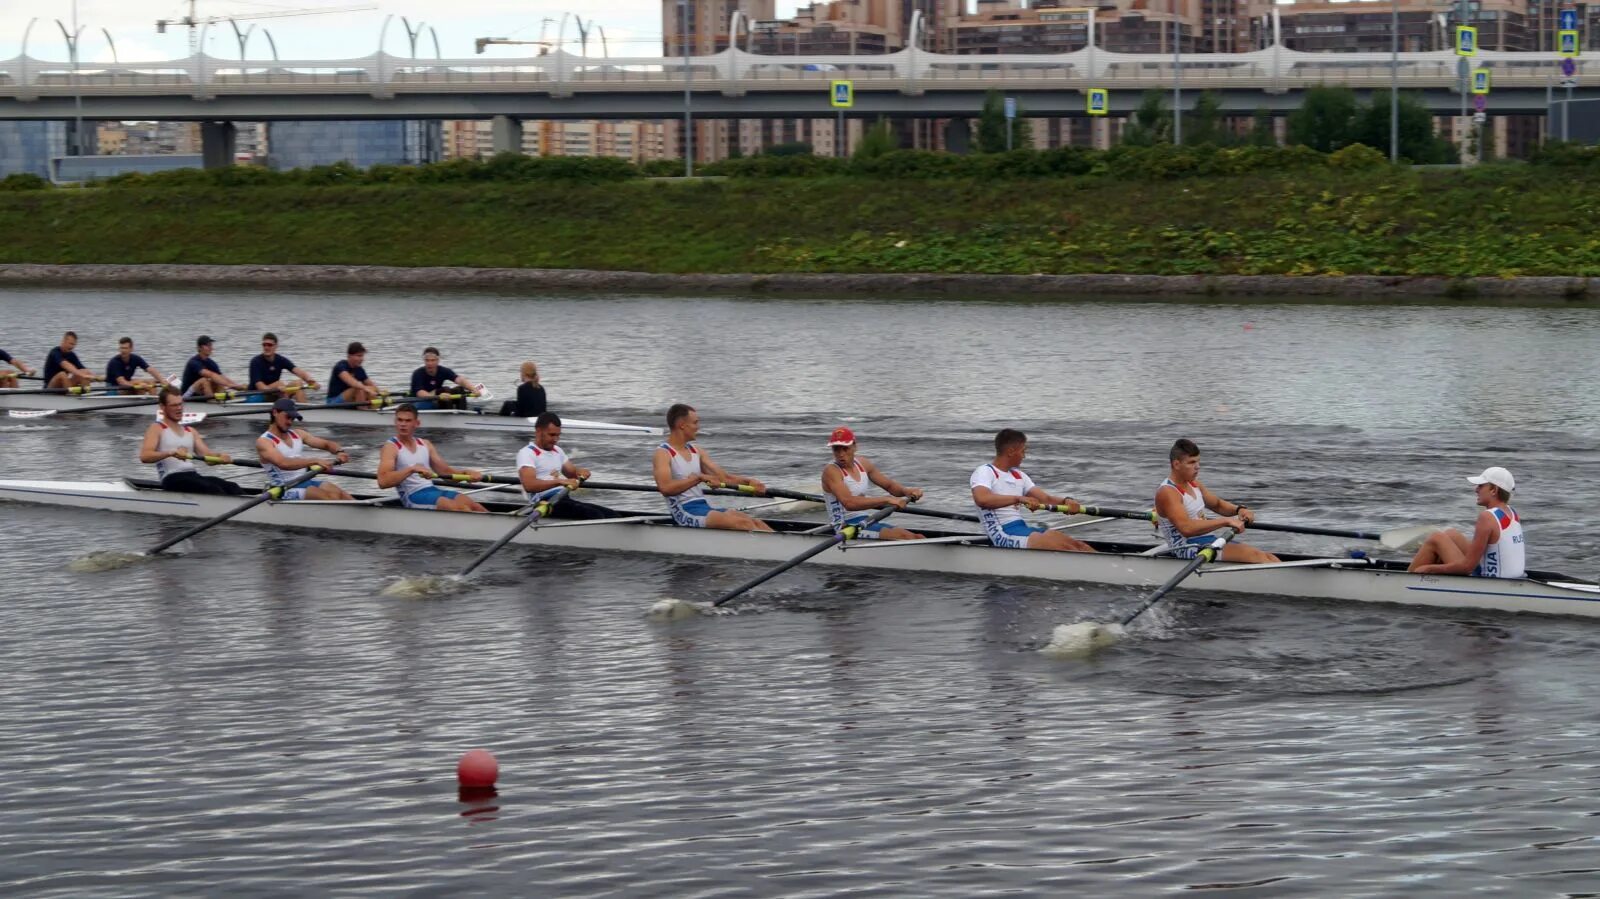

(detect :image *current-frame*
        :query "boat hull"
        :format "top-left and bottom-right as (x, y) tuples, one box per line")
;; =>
(0, 391), (661, 435)
(3, 478), (1598, 620)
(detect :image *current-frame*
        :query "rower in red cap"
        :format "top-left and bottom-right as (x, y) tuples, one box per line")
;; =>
(821, 427), (926, 542)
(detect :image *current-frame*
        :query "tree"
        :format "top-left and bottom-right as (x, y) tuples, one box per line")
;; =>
(765, 141), (814, 157)
(1121, 91), (1172, 146)
(1287, 85), (1359, 153)
(854, 118), (898, 159)
(975, 90), (1031, 152)
(1248, 108), (1277, 147)
(1183, 91), (1229, 146)
(1350, 90), (1456, 164)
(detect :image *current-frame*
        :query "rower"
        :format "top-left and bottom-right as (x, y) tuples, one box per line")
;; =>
(0, 348), (35, 388)
(255, 398), (354, 501)
(822, 426), (926, 541)
(411, 347), (482, 411)
(43, 331), (94, 389)
(182, 335), (242, 400)
(329, 342), (381, 405)
(499, 361), (546, 417)
(516, 412), (624, 520)
(652, 403), (773, 532)
(1155, 438), (1279, 564)
(249, 333), (320, 399)
(138, 387), (244, 495)
(970, 428), (1095, 552)
(1408, 466), (1525, 578)
(106, 337), (169, 394)
(376, 403), (487, 512)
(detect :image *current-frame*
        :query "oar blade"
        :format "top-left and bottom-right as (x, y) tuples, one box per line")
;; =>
(1039, 621), (1125, 657)
(6, 409), (57, 419)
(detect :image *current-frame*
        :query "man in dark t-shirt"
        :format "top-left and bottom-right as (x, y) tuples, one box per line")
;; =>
(0, 348), (35, 388)
(106, 337), (169, 394)
(328, 341), (381, 404)
(409, 346), (482, 410)
(44, 331), (94, 389)
(248, 332), (320, 398)
(181, 335), (242, 399)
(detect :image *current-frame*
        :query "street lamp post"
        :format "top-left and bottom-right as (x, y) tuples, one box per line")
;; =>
(1172, 0), (1182, 145)
(681, 0), (694, 177)
(1390, 0), (1399, 162)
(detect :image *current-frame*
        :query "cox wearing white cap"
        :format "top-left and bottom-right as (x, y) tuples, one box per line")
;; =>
(1408, 466), (1525, 578)
(821, 426), (926, 542)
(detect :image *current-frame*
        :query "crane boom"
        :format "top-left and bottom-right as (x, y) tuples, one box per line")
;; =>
(157, 4), (378, 54)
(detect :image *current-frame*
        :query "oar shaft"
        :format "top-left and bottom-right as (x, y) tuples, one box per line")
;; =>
(147, 465), (326, 555)
(712, 505), (897, 607)
(1120, 528), (1235, 626)
(457, 487), (567, 578)
(1079, 503), (1381, 542)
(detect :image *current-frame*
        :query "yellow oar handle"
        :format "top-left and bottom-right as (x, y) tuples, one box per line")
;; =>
(714, 482), (760, 495)
(1045, 502), (1084, 515)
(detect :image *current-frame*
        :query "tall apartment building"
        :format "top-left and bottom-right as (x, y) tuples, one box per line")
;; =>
(0, 121), (67, 178)
(663, 1), (778, 162)
(266, 121), (442, 170)
(1277, 0), (1530, 53)
(440, 120), (672, 164)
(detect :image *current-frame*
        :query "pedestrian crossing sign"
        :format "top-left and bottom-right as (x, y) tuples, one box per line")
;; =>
(830, 80), (854, 108)
(1472, 68), (1491, 94)
(1455, 26), (1477, 57)
(1087, 89), (1108, 116)
(1559, 30), (1580, 58)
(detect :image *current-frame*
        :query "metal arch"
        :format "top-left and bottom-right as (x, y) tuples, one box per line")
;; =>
(262, 29), (279, 63)
(229, 20), (257, 61)
(728, 10), (751, 80)
(426, 25), (442, 61)
(100, 28), (119, 64)
(555, 11), (574, 88)
(19, 18), (37, 91)
(590, 23), (608, 58)
(196, 20), (216, 96)
(376, 12), (394, 88)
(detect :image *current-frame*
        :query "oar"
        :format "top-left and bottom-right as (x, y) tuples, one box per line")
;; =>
(1077, 504), (1433, 550)
(1119, 528), (1236, 628)
(711, 505), (899, 608)
(189, 394), (437, 421)
(144, 465), (328, 556)
(7, 396), (165, 418)
(0, 385), (115, 396)
(578, 480), (981, 524)
(455, 487), (568, 579)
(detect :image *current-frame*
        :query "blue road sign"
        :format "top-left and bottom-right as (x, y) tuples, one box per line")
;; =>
(1004, 97), (1017, 120)
(1563, 57), (1577, 76)
(1087, 89), (1109, 116)
(1560, 29), (1581, 57)
(1561, 9), (1579, 31)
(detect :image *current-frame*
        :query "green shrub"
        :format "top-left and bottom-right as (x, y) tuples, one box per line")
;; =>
(1328, 143), (1389, 170)
(0, 172), (51, 191)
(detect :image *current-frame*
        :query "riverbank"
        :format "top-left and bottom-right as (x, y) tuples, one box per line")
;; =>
(2, 263), (1595, 302)
(3, 166), (1599, 293)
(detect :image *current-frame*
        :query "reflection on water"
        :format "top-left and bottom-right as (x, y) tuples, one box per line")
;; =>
(3, 288), (1600, 894)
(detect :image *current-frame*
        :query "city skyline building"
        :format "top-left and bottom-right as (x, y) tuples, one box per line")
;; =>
(266, 121), (443, 170)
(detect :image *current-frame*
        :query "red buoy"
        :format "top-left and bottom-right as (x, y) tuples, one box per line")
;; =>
(457, 748), (499, 788)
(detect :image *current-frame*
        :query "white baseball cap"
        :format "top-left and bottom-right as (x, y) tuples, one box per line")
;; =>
(1467, 466), (1515, 493)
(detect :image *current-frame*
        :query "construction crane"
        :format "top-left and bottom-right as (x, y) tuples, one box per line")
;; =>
(157, 3), (377, 55)
(475, 19), (557, 56)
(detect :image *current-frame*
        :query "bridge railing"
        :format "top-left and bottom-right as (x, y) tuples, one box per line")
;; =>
(0, 48), (1589, 99)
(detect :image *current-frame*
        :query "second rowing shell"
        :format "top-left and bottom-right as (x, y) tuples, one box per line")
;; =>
(0, 391), (663, 436)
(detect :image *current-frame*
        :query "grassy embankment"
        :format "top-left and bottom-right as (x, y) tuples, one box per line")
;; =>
(2, 165), (1600, 278)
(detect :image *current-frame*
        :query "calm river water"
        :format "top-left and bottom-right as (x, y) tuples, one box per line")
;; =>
(2, 288), (1600, 896)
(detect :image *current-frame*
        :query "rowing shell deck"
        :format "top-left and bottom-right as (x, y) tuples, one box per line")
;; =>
(0, 390), (662, 436)
(4, 478), (1598, 620)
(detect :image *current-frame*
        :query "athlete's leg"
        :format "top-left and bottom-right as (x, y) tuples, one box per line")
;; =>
(706, 509), (775, 532)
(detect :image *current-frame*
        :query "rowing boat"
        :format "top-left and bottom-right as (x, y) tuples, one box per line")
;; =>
(4, 477), (1597, 619)
(0, 389), (661, 436)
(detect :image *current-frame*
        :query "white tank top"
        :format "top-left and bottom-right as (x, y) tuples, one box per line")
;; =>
(825, 460), (871, 530)
(153, 421), (196, 480)
(1157, 478), (1207, 548)
(1481, 506), (1526, 579)
(260, 428), (305, 487)
(660, 442), (703, 511)
(389, 436), (434, 498)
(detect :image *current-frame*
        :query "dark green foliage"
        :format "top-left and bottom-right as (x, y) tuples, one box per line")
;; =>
(1122, 91), (1172, 146)
(1287, 85), (1360, 152)
(855, 119), (898, 159)
(0, 173), (50, 191)
(764, 142), (814, 157)
(1351, 91), (1457, 163)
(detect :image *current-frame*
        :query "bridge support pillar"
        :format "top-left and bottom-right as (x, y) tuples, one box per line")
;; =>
(491, 116), (524, 156)
(200, 121), (238, 169)
(943, 118), (971, 155)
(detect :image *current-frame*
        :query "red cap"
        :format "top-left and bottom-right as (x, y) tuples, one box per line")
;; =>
(827, 426), (857, 448)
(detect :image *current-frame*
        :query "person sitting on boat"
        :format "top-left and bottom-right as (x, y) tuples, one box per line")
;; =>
(182, 335), (242, 400)
(822, 426), (926, 542)
(377, 403), (487, 512)
(0, 348), (36, 389)
(1156, 438), (1279, 564)
(43, 331), (95, 390)
(106, 337), (169, 395)
(971, 428), (1095, 552)
(249, 333), (320, 400)
(411, 346), (482, 411)
(516, 412), (625, 520)
(652, 403), (772, 532)
(499, 361), (546, 417)
(328, 342), (382, 405)
(255, 398), (353, 502)
(138, 387), (243, 496)
(1408, 466), (1525, 578)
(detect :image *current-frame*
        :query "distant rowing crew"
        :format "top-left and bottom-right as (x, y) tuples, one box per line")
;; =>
(137, 394), (1526, 582)
(1, 331), (553, 418)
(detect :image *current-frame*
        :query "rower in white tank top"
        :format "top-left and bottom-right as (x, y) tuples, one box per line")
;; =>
(1156, 477), (1208, 552)
(152, 421), (197, 480)
(260, 428), (305, 487)
(660, 441), (709, 525)
(824, 460), (872, 532)
(389, 436), (436, 500)
(1478, 506), (1525, 578)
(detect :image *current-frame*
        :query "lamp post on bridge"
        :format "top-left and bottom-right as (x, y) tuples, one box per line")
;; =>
(680, 0), (693, 177)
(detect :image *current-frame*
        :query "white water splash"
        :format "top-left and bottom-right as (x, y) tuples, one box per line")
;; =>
(647, 598), (711, 619)
(68, 550), (149, 573)
(1039, 621), (1126, 657)
(382, 574), (466, 598)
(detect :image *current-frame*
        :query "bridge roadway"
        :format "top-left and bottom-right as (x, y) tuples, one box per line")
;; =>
(0, 47), (1593, 121)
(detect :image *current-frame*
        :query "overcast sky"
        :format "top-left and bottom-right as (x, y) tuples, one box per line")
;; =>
(0, 1), (812, 62)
